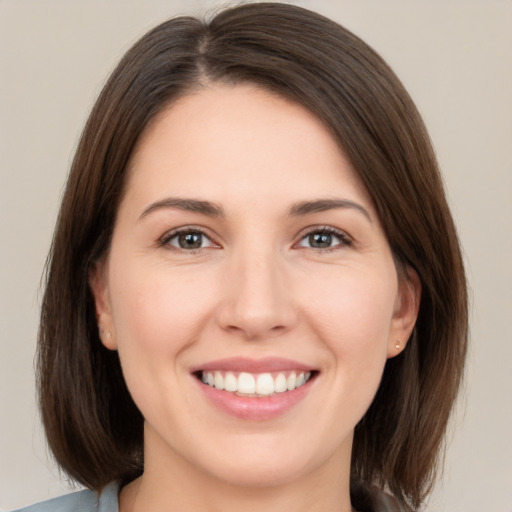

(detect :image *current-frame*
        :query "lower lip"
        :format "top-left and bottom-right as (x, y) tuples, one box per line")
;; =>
(195, 377), (315, 421)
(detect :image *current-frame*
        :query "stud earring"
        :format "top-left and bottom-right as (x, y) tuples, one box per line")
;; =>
(99, 329), (112, 339)
(395, 339), (402, 350)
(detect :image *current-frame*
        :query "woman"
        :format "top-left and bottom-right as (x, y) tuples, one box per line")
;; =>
(16, 3), (467, 511)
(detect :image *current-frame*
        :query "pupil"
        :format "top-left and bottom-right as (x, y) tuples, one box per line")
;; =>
(179, 233), (202, 249)
(310, 233), (331, 248)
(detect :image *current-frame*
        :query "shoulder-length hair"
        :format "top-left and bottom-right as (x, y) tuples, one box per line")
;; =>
(38, 3), (468, 510)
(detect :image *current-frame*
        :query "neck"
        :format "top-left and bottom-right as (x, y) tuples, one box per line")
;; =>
(121, 472), (354, 512)
(120, 432), (354, 512)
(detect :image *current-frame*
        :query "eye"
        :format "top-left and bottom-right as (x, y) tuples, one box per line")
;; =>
(297, 227), (351, 250)
(162, 229), (217, 251)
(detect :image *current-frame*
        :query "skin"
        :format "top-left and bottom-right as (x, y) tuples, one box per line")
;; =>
(90, 83), (420, 512)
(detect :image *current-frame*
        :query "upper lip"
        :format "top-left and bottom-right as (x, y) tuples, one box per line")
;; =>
(190, 357), (317, 374)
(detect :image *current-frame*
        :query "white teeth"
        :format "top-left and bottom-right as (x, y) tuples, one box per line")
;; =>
(214, 371), (224, 390)
(274, 373), (287, 393)
(224, 372), (237, 392)
(256, 373), (274, 395)
(200, 370), (313, 396)
(238, 372), (256, 394)
(286, 372), (296, 391)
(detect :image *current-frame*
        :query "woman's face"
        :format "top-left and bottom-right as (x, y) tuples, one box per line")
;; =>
(91, 83), (419, 489)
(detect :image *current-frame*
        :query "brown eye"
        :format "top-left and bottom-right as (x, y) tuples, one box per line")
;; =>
(165, 230), (214, 250)
(178, 232), (203, 249)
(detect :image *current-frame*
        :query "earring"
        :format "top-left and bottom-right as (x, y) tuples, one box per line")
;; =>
(395, 339), (402, 350)
(100, 329), (112, 339)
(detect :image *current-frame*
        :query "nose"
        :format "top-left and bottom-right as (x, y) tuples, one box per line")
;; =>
(215, 249), (298, 341)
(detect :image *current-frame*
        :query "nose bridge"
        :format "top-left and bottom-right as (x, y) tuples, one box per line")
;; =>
(217, 240), (295, 339)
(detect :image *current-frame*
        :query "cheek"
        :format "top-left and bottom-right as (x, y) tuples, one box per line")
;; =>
(107, 259), (215, 372)
(308, 268), (396, 344)
(283, 267), (399, 456)
(106, 263), (215, 414)
(303, 266), (397, 398)
(111, 254), (211, 332)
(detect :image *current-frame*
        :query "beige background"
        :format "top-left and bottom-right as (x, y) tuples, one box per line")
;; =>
(1, 0), (511, 510)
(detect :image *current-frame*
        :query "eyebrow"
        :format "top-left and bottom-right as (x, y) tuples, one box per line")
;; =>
(289, 199), (372, 222)
(138, 196), (371, 222)
(139, 197), (225, 220)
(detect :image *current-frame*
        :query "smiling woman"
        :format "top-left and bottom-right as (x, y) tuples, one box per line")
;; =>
(89, 85), (418, 503)
(16, 3), (467, 512)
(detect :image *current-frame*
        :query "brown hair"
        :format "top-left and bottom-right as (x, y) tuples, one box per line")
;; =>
(37, 3), (467, 510)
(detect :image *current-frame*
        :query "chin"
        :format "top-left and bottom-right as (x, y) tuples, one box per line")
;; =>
(181, 427), (349, 491)
(204, 454), (316, 489)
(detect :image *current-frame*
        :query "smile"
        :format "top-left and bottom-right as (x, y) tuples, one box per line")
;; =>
(191, 358), (318, 420)
(199, 370), (313, 397)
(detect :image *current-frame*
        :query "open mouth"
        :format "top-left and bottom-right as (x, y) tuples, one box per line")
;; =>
(194, 370), (318, 397)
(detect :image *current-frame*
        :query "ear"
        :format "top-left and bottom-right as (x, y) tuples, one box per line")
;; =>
(89, 258), (117, 350)
(387, 266), (421, 358)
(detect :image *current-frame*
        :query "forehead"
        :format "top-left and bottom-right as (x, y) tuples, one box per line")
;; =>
(124, 83), (373, 214)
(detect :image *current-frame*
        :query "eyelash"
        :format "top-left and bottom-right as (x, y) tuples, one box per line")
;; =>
(295, 226), (353, 251)
(159, 226), (352, 253)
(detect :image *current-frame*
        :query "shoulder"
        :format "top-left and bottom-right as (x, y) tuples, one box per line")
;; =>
(10, 482), (120, 512)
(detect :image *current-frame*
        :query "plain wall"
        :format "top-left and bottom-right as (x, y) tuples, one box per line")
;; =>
(1, 0), (511, 510)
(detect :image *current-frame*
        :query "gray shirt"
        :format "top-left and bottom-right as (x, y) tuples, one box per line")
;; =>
(10, 482), (119, 512)
(11, 481), (407, 512)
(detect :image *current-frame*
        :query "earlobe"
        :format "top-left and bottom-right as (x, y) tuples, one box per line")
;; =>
(89, 260), (118, 350)
(387, 266), (421, 358)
